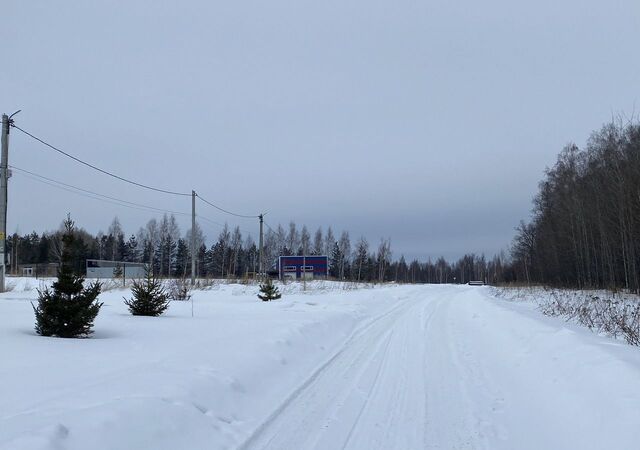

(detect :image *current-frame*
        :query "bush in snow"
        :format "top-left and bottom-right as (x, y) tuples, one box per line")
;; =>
(539, 291), (640, 346)
(112, 263), (123, 279)
(124, 267), (170, 316)
(497, 287), (640, 346)
(168, 278), (192, 301)
(258, 278), (282, 301)
(32, 216), (103, 338)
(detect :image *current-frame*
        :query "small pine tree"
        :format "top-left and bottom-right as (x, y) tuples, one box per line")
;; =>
(33, 215), (103, 338)
(168, 278), (192, 301)
(124, 267), (170, 316)
(113, 263), (123, 278)
(258, 278), (282, 301)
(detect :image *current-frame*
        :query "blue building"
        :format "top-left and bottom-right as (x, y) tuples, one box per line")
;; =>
(278, 255), (328, 280)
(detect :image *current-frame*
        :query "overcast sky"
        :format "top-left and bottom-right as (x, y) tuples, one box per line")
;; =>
(2, 1), (639, 261)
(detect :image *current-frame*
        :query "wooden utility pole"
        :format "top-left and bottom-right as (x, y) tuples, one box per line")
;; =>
(191, 190), (196, 285)
(259, 214), (264, 281)
(303, 250), (307, 292)
(0, 114), (10, 292)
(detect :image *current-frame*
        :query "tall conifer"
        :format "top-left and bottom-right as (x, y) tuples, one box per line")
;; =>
(33, 215), (102, 338)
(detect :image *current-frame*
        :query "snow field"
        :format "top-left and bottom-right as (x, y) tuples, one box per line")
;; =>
(2, 280), (640, 449)
(493, 286), (640, 345)
(0, 278), (396, 450)
(448, 288), (640, 449)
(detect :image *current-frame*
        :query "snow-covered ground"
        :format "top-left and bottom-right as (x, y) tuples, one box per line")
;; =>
(2, 279), (640, 449)
(493, 286), (640, 345)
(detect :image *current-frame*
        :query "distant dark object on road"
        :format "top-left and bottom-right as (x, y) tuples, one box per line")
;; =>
(468, 281), (485, 286)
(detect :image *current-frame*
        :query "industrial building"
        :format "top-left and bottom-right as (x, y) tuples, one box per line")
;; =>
(85, 259), (146, 279)
(278, 255), (328, 280)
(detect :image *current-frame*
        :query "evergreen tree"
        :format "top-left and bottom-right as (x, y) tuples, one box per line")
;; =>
(338, 231), (351, 279)
(354, 237), (369, 282)
(113, 263), (123, 278)
(313, 227), (324, 255)
(197, 243), (207, 276)
(243, 236), (258, 275)
(175, 238), (189, 278)
(116, 233), (127, 262)
(208, 241), (226, 277)
(108, 217), (124, 260)
(168, 278), (192, 301)
(258, 278), (282, 301)
(38, 233), (51, 263)
(124, 266), (170, 316)
(329, 242), (343, 278)
(32, 215), (102, 338)
(104, 234), (115, 262)
(125, 234), (139, 262)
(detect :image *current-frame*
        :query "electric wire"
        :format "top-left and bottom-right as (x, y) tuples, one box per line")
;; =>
(15, 171), (178, 216)
(15, 169), (256, 240)
(12, 165), (256, 236)
(11, 124), (191, 197)
(264, 221), (276, 234)
(196, 193), (260, 219)
(196, 215), (226, 228)
(12, 124), (262, 218)
(11, 165), (191, 217)
(197, 214), (254, 235)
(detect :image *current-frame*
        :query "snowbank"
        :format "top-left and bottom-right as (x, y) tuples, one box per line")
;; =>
(493, 286), (640, 345)
(0, 278), (396, 450)
(3, 281), (640, 449)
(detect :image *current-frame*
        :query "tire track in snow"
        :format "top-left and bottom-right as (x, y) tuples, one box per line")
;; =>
(237, 288), (442, 450)
(236, 292), (426, 450)
(422, 290), (490, 450)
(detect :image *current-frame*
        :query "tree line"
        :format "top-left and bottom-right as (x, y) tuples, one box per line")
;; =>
(510, 120), (640, 291)
(7, 214), (503, 284)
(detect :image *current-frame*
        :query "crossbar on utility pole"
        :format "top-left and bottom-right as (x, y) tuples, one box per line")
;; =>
(0, 114), (10, 293)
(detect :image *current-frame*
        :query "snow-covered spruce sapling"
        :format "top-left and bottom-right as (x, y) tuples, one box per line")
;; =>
(124, 267), (170, 316)
(32, 215), (103, 338)
(168, 278), (192, 301)
(258, 278), (282, 301)
(112, 263), (123, 279)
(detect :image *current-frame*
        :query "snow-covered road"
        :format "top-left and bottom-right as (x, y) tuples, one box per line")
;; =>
(2, 281), (640, 449)
(241, 286), (640, 450)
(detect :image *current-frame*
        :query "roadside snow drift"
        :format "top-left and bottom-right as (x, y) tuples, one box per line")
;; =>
(1, 280), (640, 450)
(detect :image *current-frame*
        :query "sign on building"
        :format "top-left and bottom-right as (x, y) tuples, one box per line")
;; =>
(278, 255), (328, 280)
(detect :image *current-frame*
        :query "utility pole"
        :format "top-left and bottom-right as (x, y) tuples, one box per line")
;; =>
(191, 190), (196, 285)
(0, 114), (11, 292)
(303, 248), (307, 292)
(258, 214), (264, 281)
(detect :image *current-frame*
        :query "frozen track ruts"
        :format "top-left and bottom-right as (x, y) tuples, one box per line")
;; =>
(237, 285), (640, 450)
(238, 287), (462, 450)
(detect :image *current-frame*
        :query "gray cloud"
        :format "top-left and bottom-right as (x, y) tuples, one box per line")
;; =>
(2, 0), (639, 260)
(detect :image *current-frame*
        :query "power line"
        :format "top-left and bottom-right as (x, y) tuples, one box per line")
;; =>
(11, 124), (191, 197)
(15, 171), (168, 215)
(11, 165), (256, 236)
(264, 221), (276, 234)
(197, 214), (254, 235)
(16, 171), (258, 248)
(196, 193), (260, 219)
(196, 215), (227, 229)
(11, 165), (191, 217)
(11, 123), (263, 222)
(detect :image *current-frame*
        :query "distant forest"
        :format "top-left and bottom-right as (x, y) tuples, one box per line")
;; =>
(511, 120), (640, 292)
(7, 215), (505, 284)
